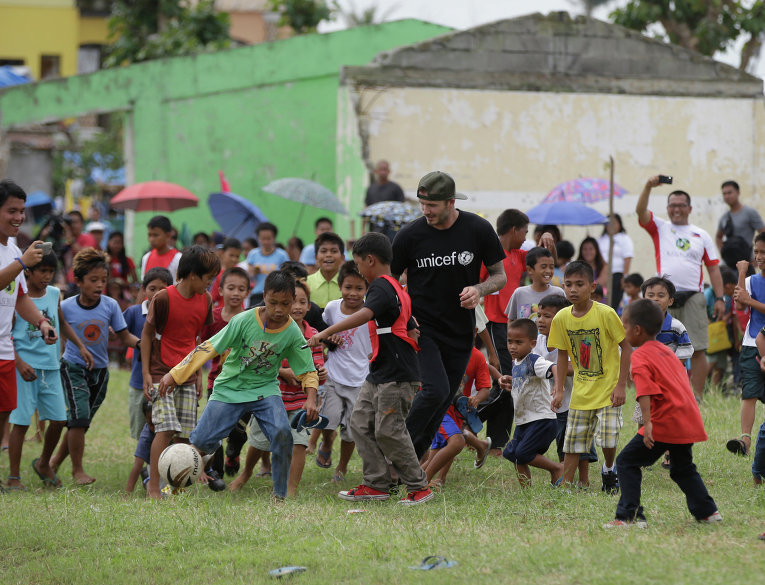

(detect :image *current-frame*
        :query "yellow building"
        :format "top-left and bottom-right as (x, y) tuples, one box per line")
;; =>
(0, 0), (109, 80)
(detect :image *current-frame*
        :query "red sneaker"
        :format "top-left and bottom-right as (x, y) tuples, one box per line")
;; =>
(398, 487), (434, 506)
(338, 485), (391, 501)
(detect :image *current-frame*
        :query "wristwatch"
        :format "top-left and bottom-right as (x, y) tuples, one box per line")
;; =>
(715, 297), (725, 302)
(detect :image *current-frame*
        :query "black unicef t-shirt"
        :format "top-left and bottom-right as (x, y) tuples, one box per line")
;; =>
(391, 210), (505, 349)
(364, 277), (420, 384)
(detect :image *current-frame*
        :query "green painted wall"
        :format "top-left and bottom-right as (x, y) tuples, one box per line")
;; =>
(0, 20), (451, 255)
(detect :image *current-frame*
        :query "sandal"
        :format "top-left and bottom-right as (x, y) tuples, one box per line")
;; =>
(315, 442), (332, 469)
(474, 437), (492, 470)
(5, 476), (27, 491)
(726, 434), (751, 456)
(31, 458), (62, 488)
(331, 471), (345, 484)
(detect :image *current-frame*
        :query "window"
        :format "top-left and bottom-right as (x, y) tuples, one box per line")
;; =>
(40, 55), (61, 79)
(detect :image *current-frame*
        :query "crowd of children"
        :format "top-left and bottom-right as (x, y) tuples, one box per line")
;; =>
(0, 183), (742, 529)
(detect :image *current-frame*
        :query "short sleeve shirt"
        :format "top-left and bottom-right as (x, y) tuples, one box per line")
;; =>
(391, 211), (505, 349)
(656, 311), (694, 360)
(718, 206), (764, 246)
(0, 240), (27, 360)
(505, 284), (566, 322)
(61, 295), (127, 368)
(322, 299), (371, 387)
(548, 301), (625, 410)
(363, 276), (420, 384)
(461, 346), (491, 396)
(208, 309), (315, 403)
(596, 232), (634, 274)
(306, 270), (341, 309)
(246, 247), (289, 294)
(481, 248), (527, 323)
(123, 301), (148, 389)
(511, 352), (556, 425)
(365, 181), (405, 206)
(13, 286), (60, 369)
(639, 212), (719, 292)
(632, 340), (707, 443)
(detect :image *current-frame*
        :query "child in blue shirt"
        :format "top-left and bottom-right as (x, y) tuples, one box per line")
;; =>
(50, 248), (140, 485)
(123, 267), (172, 441)
(6, 251), (93, 490)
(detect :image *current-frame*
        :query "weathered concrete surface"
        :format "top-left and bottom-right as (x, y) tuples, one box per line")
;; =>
(343, 12), (763, 97)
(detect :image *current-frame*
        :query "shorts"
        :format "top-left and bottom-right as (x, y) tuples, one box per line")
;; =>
(134, 422), (155, 463)
(563, 405), (622, 454)
(707, 349), (728, 370)
(740, 345), (765, 402)
(61, 361), (110, 428)
(320, 377), (361, 443)
(503, 418), (558, 465)
(668, 293), (707, 351)
(149, 383), (197, 438)
(0, 359), (18, 412)
(10, 368), (66, 425)
(248, 409), (309, 450)
(555, 410), (597, 462)
(430, 411), (462, 450)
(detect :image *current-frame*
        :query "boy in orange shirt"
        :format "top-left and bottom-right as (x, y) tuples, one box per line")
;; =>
(140, 215), (181, 283)
(605, 299), (720, 528)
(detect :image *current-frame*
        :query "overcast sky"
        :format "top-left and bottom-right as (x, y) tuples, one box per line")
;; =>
(320, 0), (762, 78)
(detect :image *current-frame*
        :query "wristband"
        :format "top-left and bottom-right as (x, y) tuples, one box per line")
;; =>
(14, 257), (28, 271)
(36, 316), (51, 329)
(716, 297), (725, 303)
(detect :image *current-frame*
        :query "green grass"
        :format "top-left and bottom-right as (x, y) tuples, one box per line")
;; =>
(2, 368), (764, 584)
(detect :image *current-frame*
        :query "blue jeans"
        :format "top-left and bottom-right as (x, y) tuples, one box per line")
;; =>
(190, 397), (292, 498)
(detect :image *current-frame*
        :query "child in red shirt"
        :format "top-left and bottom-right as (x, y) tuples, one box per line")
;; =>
(605, 299), (720, 528)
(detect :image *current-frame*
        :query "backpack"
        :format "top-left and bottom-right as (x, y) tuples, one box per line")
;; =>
(720, 211), (752, 269)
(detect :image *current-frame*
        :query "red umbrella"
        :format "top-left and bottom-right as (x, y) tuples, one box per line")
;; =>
(110, 181), (199, 212)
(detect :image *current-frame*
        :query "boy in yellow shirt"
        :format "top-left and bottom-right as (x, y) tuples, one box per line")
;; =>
(550, 261), (631, 493)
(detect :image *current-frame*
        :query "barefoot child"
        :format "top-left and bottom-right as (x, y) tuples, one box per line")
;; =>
(605, 299), (720, 527)
(7, 251), (94, 490)
(229, 279), (326, 496)
(142, 246), (220, 499)
(499, 318), (562, 486)
(52, 248), (139, 485)
(123, 267), (172, 442)
(308, 232), (433, 505)
(159, 271), (320, 500)
(315, 261), (371, 482)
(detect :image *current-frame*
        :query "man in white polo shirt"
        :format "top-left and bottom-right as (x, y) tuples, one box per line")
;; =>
(636, 175), (725, 400)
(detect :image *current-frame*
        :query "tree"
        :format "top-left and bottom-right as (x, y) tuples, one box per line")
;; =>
(269, 0), (333, 34)
(334, 1), (398, 27)
(610, 0), (765, 72)
(104, 0), (230, 68)
(570, 0), (613, 18)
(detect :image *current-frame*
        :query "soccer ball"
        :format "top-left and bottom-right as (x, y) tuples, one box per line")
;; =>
(158, 444), (202, 488)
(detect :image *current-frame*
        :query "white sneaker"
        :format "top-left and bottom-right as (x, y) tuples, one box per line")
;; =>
(699, 511), (723, 523)
(603, 519), (647, 529)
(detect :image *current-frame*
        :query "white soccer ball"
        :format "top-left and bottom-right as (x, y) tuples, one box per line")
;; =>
(158, 443), (202, 488)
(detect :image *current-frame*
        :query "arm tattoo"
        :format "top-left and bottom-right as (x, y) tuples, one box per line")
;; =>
(474, 261), (506, 297)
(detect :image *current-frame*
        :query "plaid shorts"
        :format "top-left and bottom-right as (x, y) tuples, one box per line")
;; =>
(149, 383), (197, 438)
(563, 405), (622, 453)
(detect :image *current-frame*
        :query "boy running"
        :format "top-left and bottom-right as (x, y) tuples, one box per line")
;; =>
(141, 215), (181, 283)
(605, 299), (720, 527)
(550, 261), (631, 493)
(505, 247), (564, 321)
(307, 232), (432, 505)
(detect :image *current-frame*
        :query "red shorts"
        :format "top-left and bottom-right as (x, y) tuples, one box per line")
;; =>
(0, 359), (18, 412)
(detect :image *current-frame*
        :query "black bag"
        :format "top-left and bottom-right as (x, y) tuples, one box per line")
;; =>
(720, 212), (752, 268)
(671, 291), (697, 308)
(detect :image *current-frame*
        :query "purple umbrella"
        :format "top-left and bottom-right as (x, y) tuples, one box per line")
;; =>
(542, 178), (627, 204)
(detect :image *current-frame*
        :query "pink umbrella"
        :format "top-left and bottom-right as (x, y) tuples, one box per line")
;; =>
(110, 181), (199, 212)
(542, 178), (627, 204)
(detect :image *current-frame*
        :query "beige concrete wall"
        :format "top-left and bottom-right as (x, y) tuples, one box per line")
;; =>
(353, 86), (765, 279)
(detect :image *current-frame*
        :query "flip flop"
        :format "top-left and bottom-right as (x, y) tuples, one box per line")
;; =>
(315, 442), (332, 469)
(291, 410), (329, 433)
(726, 438), (749, 456)
(269, 566), (307, 578)
(474, 437), (492, 469)
(5, 476), (27, 492)
(455, 396), (483, 434)
(31, 458), (62, 488)
(408, 556), (458, 571)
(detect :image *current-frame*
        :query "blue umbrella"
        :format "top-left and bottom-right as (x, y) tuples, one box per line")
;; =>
(525, 201), (608, 226)
(26, 191), (53, 208)
(208, 191), (269, 241)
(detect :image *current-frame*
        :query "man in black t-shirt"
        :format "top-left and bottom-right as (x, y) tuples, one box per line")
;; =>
(391, 171), (507, 459)
(365, 160), (406, 206)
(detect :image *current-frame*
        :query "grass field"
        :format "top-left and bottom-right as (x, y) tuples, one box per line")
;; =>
(2, 368), (765, 585)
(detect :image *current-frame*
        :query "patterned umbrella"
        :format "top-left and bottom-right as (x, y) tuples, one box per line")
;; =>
(360, 201), (421, 230)
(261, 178), (347, 214)
(542, 178), (627, 204)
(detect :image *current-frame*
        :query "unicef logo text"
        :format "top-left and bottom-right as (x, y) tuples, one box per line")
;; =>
(415, 251), (474, 268)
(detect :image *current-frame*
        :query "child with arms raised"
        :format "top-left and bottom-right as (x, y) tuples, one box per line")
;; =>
(51, 248), (140, 485)
(499, 318), (562, 486)
(605, 299), (720, 527)
(229, 278), (326, 496)
(308, 232), (432, 505)
(159, 271), (319, 500)
(550, 261), (631, 493)
(6, 251), (93, 490)
(123, 267), (172, 442)
(314, 260), (371, 482)
(142, 246), (220, 499)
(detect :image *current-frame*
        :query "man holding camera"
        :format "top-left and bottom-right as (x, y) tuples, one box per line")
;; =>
(636, 175), (725, 400)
